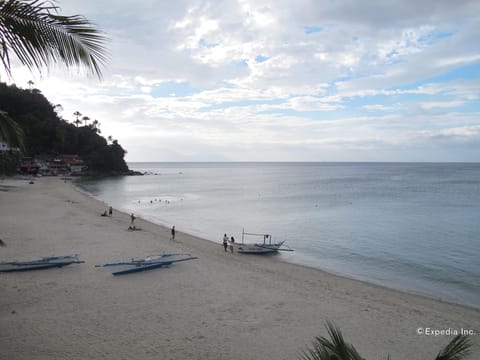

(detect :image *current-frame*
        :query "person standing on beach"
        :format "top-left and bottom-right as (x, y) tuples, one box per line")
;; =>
(229, 236), (235, 253)
(171, 226), (176, 240)
(223, 234), (229, 252)
(130, 213), (136, 227)
(108, 206), (113, 217)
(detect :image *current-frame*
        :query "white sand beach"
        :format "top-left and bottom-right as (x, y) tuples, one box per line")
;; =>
(0, 177), (478, 360)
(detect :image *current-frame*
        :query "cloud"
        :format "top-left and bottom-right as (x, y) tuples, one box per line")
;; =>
(6, 0), (479, 162)
(363, 104), (393, 112)
(420, 100), (466, 110)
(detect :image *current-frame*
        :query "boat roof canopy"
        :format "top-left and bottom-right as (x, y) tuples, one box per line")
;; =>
(242, 231), (271, 237)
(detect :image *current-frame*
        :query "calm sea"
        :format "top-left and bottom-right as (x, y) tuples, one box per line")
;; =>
(78, 162), (480, 308)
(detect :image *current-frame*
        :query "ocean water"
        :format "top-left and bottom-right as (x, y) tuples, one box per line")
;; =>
(78, 162), (480, 308)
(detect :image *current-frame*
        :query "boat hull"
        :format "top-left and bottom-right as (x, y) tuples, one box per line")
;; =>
(233, 241), (285, 254)
(0, 255), (83, 272)
(96, 254), (198, 276)
(111, 257), (197, 276)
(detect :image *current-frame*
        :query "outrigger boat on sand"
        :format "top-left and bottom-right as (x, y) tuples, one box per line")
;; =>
(233, 229), (294, 254)
(0, 255), (84, 272)
(95, 253), (197, 276)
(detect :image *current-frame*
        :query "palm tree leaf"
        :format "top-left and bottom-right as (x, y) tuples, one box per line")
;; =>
(299, 322), (365, 360)
(299, 345), (330, 360)
(0, 0), (107, 78)
(320, 321), (364, 360)
(0, 110), (25, 152)
(299, 323), (472, 360)
(435, 335), (472, 360)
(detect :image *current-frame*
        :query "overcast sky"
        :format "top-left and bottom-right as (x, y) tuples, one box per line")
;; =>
(5, 0), (480, 162)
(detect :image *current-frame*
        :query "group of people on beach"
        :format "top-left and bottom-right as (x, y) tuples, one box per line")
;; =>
(100, 206), (113, 217)
(101, 206), (177, 239)
(222, 234), (235, 253)
(99, 206), (235, 254)
(100, 206), (137, 230)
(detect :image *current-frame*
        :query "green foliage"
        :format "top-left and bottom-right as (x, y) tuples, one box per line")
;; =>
(0, 149), (21, 175)
(0, 109), (25, 152)
(0, 0), (108, 79)
(0, 82), (129, 174)
(300, 322), (365, 360)
(435, 335), (472, 360)
(300, 322), (473, 360)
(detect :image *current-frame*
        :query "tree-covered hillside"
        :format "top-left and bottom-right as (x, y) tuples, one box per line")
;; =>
(0, 83), (130, 175)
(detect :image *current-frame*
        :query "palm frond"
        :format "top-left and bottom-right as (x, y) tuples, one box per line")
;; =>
(299, 323), (473, 360)
(0, 0), (107, 78)
(0, 110), (25, 152)
(435, 335), (472, 360)
(300, 344), (331, 360)
(299, 322), (365, 360)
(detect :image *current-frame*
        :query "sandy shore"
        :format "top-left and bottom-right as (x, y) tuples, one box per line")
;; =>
(0, 177), (478, 360)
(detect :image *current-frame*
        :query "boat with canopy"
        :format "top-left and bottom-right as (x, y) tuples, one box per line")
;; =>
(232, 229), (293, 254)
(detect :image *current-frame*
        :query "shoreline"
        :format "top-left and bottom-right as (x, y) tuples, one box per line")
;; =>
(75, 178), (479, 312)
(117, 206), (480, 313)
(1, 177), (478, 359)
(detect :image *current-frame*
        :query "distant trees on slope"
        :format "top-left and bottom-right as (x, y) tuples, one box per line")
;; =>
(0, 0), (108, 154)
(0, 83), (129, 175)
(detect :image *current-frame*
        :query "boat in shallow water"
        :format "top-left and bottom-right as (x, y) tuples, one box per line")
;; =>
(232, 229), (293, 254)
(0, 255), (84, 272)
(95, 253), (197, 275)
